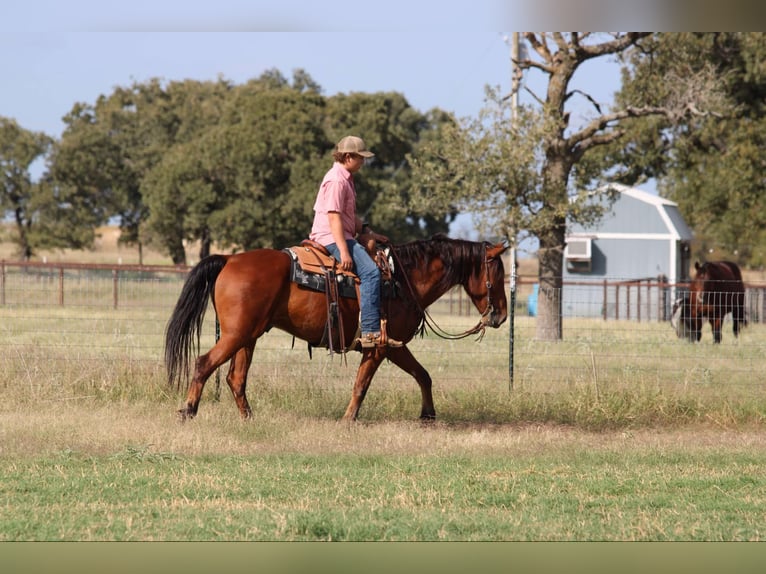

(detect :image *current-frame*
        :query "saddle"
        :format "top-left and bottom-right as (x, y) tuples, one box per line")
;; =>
(285, 240), (360, 299)
(283, 234), (396, 355)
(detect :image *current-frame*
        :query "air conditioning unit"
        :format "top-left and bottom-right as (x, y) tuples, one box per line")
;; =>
(565, 237), (592, 272)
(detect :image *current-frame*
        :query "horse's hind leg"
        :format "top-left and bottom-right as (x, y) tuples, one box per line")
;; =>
(181, 336), (242, 420)
(226, 343), (256, 419)
(733, 298), (746, 337)
(385, 346), (436, 421)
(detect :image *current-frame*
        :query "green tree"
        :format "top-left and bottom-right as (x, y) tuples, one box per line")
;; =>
(143, 74), (446, 263)
(0, 117), (53, 259)
(142, 71), (328, 263)
(51, 78), (231, 263)
(49, 68), (447, 265)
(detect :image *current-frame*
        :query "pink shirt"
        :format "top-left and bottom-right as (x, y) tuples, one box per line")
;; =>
(309, 162), (357, 245)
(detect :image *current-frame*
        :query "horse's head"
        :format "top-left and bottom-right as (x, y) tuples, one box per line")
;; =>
(465, 240), (510, 328)
(675, 259), (712, 343)
(392, 235), (510, 335)
(688, 260), (708, 315)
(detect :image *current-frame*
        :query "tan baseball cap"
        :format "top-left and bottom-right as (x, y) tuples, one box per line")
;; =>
(336, 135), (374, 158)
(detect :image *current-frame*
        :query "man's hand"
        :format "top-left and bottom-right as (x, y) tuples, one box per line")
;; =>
(339, 249), (354, 271)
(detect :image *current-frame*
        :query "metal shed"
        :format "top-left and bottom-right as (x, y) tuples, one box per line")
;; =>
(562, 183), (693, 320)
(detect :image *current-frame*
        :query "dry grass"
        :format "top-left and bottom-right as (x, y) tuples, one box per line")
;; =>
(3, 393), (765, 461)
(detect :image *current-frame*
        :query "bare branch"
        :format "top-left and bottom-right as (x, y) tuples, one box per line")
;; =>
(565, 105), (666, 154)
(516, 58), (553, 75)
(552, 32), (569, 53)
(523, 85), (545, 107)
(567, 89), (603, 115)
(565, 59), (727, 156)
(571, 129), (626, 160)
(567, 100), (723, 161)
(575, 32), (652, 60)
(522, 33), (554, 73)
(521, 33), (652, 71)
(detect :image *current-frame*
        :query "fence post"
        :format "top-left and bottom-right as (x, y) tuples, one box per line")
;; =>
(508, 253), (517, 391)
(58, 266), (64, 306)
(1, 260), (4, 306)
(112, 269), (119, 309)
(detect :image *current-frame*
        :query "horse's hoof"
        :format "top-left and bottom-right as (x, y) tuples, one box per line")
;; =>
(177, 409), (195, 423)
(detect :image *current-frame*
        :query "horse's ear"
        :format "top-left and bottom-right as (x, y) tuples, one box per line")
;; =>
(694, 261), (702, 271)
(487, 240), (511, 260)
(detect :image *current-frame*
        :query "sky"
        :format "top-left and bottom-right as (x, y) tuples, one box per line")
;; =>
(2, 32), (623, 140)
(2, 0), (751, 149)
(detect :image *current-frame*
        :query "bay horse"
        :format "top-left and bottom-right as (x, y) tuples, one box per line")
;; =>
(672, 260), (746, 343)
(165, 234), (509, 421)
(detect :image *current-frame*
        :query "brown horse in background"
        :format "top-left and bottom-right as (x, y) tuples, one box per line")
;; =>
(674, 260), (746, 343)
(165, 234), (509, 421)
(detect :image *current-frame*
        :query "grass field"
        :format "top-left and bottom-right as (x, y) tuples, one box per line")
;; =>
(2, 402), (765, 541)
(2, 306), (766, 541)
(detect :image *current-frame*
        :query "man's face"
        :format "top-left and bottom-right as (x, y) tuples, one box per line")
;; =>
(344, 154), (365, 173)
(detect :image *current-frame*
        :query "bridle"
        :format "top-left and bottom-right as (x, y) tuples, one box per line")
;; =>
(391, 244), (498, 342)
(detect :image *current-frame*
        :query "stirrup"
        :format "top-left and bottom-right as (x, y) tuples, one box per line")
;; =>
(358, 333), (403, 349)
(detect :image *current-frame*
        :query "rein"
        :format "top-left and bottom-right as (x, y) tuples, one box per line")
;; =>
(390, 244), (495, 342)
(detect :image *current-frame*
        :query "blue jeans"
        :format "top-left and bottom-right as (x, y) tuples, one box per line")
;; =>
(325, 240), (381, 335)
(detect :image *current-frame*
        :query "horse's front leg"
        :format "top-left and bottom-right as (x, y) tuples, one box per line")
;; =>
(342, 349), (385, 421)
(385, 346), (435, 421)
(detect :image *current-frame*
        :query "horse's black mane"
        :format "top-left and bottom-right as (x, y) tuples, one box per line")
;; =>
(391, 233), (489, 291)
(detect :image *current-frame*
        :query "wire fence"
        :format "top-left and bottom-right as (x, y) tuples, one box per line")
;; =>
(1, 260), (765, 395)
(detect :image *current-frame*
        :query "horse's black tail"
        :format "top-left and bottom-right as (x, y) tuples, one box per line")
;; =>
(724, 261), (748, 331)
(165, 255), (228, 391)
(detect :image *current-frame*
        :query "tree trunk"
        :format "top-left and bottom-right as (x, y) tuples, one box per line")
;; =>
(15, 208), (32, 261)
(536, 237), (565, 340)
(168, 238), (186, 266)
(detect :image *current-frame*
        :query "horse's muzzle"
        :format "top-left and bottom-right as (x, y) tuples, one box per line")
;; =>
(483, 308), (507, 328)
